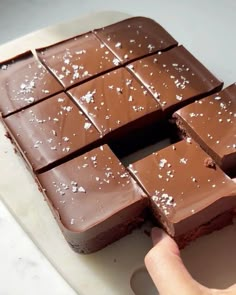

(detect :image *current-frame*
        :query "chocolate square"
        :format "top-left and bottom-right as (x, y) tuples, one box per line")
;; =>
(174, 84), (236, 175)
(0, 51), (63, 116)
(4, 92), (101, 172)
(37, 144), (148, 253)
(68, 67), (162, 139)
(128, 140), (236, 247)
(127, 46), (223, 113)
(94, 17), (177, 63)
(36, 32), (119, 89)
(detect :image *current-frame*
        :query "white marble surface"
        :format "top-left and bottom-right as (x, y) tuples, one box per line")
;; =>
(0, 1), (236, 295)
(0, 200), (77, 295)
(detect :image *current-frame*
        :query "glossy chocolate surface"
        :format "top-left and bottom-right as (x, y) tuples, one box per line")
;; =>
(174, 84), (236, 175)
(37, 33), (118, 89)
(94, 16), (177, 63)
(0, 51), (63, 116)
(68, 67), (162, 136)
(4, 92), (100, 172)
(1, 17), (235, 253)
(127, 45), (223, 112)
(128, 140), (236, 236)
(38, 144), (148, 253)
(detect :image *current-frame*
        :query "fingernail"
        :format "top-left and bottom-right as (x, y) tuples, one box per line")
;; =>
(151, 227), (165, 246)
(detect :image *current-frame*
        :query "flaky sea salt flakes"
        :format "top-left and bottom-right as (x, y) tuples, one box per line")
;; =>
(115, 42), (122, 48)
(180, 158), (188, 164)
(78, 186), (86, 193)
(81, 89), (96, 103)
(1, 65), (8, 70)
(120, 172), (129, 178)
(176, 95), (182, 101)
(127, 64), (134, 70)
(25, 97), (35, 103)
(133, 105), (144, 112)
(186, 137), (192, 143)
(64, 58), (70, 65)
(91, 156), (97, 161)
(70, 219), (75, 225)
(113, 58), (120, 66)
(34, 140), (42, 148)
(214, 96), (221, 100)
(151, 193), (176, 216)
(153, 92), (160, 99)
(62, 137), (69, 142)
(72, 186), (78, 193)
(148, 44), (155, 52)
(116, 87), (123, 94)
(159, 158), (167, 168)
(220, 102), (227, 110)
(52, 130), (57, 136)
(84, 122), (92, 130)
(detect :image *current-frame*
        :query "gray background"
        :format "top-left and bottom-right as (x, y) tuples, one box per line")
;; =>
(0, 0), (236, 86)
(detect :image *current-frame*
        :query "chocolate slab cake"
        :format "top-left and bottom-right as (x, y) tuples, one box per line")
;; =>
(0, 16), (235, 253)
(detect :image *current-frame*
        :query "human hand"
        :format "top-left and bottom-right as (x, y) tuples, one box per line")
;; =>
(145, 227), (236, 295)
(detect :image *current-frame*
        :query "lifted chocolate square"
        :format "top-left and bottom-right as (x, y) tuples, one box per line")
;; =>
(0, 51), (63, 117)
(4, 93), (101, 172)
(37, 144), (148, 253)
(128, 140), (236, 247)
(36, 33), (118, 89)
(68, 67), (162, 138)
(94, 17), (177, 64)
(127, 46), (223, 113)
(174, 84), (236, 176)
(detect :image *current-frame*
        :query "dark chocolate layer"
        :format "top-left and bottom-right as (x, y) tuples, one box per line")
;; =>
(36, 33), (118, 89)
(4, 92), (101, 172)
(174, 84), (236, 176)
(128, 140), (236, 237)
(94, 16), (177, 63)
(37, 144), (148, 253)
(0, 51), (63, 116)
(127, 45), (223, 113)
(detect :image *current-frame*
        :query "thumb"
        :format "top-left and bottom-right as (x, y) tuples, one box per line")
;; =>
(145, 227), (207, 295)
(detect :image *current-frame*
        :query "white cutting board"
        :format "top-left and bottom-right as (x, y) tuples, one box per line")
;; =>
(0, 11), (235, 295)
